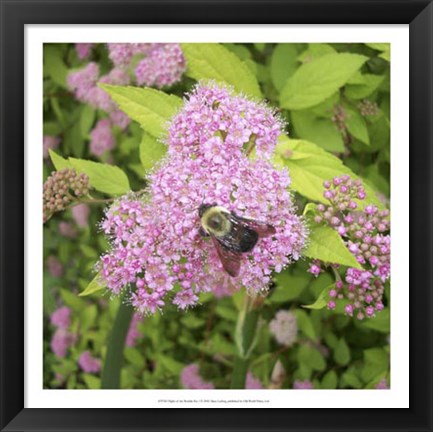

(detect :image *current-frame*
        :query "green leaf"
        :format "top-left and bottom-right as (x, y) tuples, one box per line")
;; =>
(49, 149), (73, 170)
(158, 355), (184, 375)
(223, 43), (252, 60)
(82, 374), (101, 390)
(43, 122), (63, 136)
(294, 309), (316, 340)
(79, 305), (97, 331)
(99, 84), (182, 138)
(44, 45), (68, 88)
(334, 338), (351, 366)
(379, 51), (390, 62)
(304, 222), (362, 269)
(64, 122), (84, 158)
(270, 44), (299, 92)
(69, 157), (130, 195)
(361, 348), (389, 382)
(79, 105), (96, 137)
(181, 43), (261, 97)
(297, 43), (336, 63)
(79, 272), (106, 297)
(280, 53), (367, 110)
(365, 43), (390, 52)
(269, 273), (308, 303)
(60, 289), (87, 313)
(139, 133), (167, 171)
(124, 348), (145, 368)
(360, 308), (390, 333)
(345, 74), (385, 100)
(321, 370), (338, 389)
(101, 297), (134, 389)
(303, 284), (334, 310)
(273, 137), (384, 209)
(346, 109), (370, 145)
(298, 345), (326, 371)
(291, 110), (345, 152)
(342, 371), (363, 388)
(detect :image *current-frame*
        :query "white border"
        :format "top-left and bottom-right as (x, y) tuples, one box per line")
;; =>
(25, 25), (409, 408)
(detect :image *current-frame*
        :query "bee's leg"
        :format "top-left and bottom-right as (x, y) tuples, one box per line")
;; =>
(198, 227), (210, 237)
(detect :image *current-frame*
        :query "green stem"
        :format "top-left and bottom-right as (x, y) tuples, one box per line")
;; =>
(230, 357), (249, 389)
(230, 293), (260, 389)
(101, 298), (134, 389)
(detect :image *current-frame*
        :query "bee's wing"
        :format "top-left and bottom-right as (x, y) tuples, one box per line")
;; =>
(231, 213), (276, 238)
(211, 236), (242, 277)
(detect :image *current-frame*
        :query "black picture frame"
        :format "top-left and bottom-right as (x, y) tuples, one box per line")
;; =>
(1, 1), (432, 431)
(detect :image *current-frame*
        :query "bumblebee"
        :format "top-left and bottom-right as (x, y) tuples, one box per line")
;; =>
(198, 204), (276, 277)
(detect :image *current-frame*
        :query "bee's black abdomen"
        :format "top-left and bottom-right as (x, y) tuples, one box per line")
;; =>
(239, 227), (259, 252)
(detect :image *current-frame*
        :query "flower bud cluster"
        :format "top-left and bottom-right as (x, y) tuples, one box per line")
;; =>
(358, 99), (380, 117)
(43, 169), (90, 223)
(331, 104), (348, 134)
(309, 175), (390, 320)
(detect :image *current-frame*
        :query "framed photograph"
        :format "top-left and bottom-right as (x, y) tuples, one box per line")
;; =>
(1, 1), (432, 431)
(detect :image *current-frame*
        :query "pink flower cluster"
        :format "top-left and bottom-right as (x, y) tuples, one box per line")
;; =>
(78, 351), (101, 373)
(246, 372), (263, 389)
(50, 306), (71, 329)
(97, 84), (306, 314)
(72, 203), (90, 228)
(293, 379), (314, 389)
(90, 119), (115, 156)
(135, 44), (186, 88)
(46, 255), (64, 278)
(43, 135), (60, 159)
(375, 378), (389, 389)
(50, 306), (76, 358)
(107, 43), (186, 88)
(126, 312), (143, 347)
(180, 364), (214, 389)
(67, 62), (130, 115)
(107, 43), (153, 68)
(309, 175), (390, 320)
(75, 43), (95, 60)
(269, 310), (298, 347)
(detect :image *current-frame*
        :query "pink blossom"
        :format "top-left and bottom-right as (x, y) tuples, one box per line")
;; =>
(180, 364), (214, 389)
(311, 175), (390, 319)
(107, 44), (134, 67)
(46, 255), (64, 278)
(126, 312), (143, 347)
(50, 306), (71, 329)
(43, 136), (60, 159)
(90, 119), (115, 156)
(67, 62), (100, 102)
(269, 310), (298, 347)
(87, 68), (131, 112)
(135, 44), (186, 88)
(97, 84), (306, 314)
(78, 351), (101, 373)
(246, 372), (263, 389)
(51, 329), (76, 358)
(75, 43), (95, 60)
(375, 378), (389, 389)
(59, 221), (77, 238)
(110, 110), (131, 130)
(293, 379), (314, 389)
(72, 204), (90, 228)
